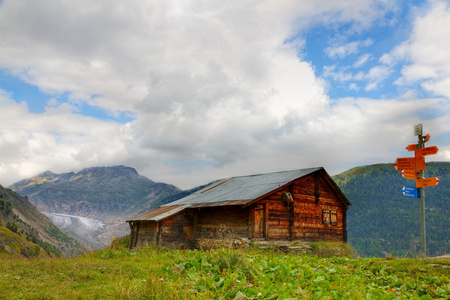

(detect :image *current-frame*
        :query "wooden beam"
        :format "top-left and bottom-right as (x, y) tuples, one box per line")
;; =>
(192, 209), (198, 242)
(156, 221), (161, 245)
(314, 173), (320, 204)
(249, 205), (253, 238)
(264, 202), (269, 239)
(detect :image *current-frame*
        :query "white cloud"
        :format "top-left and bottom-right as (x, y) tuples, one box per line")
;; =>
(322, 64), (392, 91)
(353, 53), (373, 68)
(365, 65), (392, 91)
(0, 94), (130, 185)
(325, 39), (373, 59)
(382, 0), (450, 98)
(0, 0), (449, 189)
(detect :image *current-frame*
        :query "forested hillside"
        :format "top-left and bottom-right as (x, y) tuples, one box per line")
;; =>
(333, 162), (449, 257)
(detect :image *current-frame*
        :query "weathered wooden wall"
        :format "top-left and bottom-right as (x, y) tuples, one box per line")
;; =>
(262, 172), (347, 242)
(134, 221), (157, 247)
(131, 207), (250, 248)
(159, 213), (185, 247)
(196, 206), (249, 239)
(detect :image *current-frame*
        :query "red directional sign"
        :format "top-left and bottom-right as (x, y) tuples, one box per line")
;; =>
(393, 157), (425, 171)
(394, 158), (415, 171)
(416, 177), (440, 188)
(406, 144), (419, 151)
(416, 146), (439, 157)
(415, 155), (426, 171)
(401, 170), (420, 179)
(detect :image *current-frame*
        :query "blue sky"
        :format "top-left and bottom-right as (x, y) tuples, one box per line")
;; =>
(0, 0), (449, 188)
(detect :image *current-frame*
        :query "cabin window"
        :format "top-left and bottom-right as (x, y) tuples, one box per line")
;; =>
(322, 210), (337, 225)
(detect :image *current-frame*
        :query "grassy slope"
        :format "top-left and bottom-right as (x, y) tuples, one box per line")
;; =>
(0, 245), (449, 299)
(0, 226), (48, 258)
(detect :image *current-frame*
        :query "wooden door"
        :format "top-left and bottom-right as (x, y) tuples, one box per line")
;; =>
(254, 203), (265, 238)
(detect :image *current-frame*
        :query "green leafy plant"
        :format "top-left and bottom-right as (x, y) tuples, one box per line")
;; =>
(1, 246), (448, 299)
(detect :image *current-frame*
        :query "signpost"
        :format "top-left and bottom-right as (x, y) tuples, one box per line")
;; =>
(416, 177), (440, 188)
(406, 144), (419, 151)
(393, 156), (425, 171)
(416, 146), (439, 157)
(393, 157), (416, 171)
(393, 124), (439, 258)
(401, 170), (420, 180)
(402, 186), (420, 198)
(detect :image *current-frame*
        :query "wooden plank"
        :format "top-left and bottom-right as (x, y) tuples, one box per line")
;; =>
(264, 202), (269, 239)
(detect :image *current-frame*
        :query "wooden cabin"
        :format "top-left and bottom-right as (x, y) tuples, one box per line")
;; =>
(126, 167), (351, 249)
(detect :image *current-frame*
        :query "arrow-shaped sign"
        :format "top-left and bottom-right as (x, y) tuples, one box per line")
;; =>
(416, 177), (440, 188)
(402, 186), (420, 198)
(393, 157), (425, 171)
(394, 158), (415, 171)
(401, 170), (420, 179)
(406, 144), (419, 151)
(416, 146), (439, 157)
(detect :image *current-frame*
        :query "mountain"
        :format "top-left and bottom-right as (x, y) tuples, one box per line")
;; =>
(333, 162), (449, 257)
(0, 184), (84, 257)
(10, 166), (181, 219)
(9, 166), (181, 249)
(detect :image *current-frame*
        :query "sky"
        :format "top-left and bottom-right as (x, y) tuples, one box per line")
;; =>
(0, 0), (449, 189)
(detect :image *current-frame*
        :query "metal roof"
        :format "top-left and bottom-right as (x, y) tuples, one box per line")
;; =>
(161, 167), (322, 207)
(126, 167), (353, 223)
(127, 204), (190, 222)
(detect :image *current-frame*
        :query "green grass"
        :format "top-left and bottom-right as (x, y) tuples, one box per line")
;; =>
(0, 245), (449, 299)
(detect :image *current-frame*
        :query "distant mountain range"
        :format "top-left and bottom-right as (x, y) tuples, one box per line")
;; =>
(9, 166), (186, 249)
(6, 162), (449, 257)
(333, 162), (449, 257)
(0, 184), (84, 257)
(10, 166), (181, 219)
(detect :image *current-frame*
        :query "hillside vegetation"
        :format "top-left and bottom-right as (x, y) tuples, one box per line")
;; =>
(0, 243), (449, 299)
(333, 162), (449, 258)
(0, 185), (84, 257)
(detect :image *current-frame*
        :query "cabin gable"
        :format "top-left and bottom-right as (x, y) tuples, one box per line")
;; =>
(251, 170), (348, 242)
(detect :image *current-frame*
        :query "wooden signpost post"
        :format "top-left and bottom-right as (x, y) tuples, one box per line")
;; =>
(393, 124), (439, 258)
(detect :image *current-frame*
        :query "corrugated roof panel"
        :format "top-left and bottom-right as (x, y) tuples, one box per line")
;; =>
(191, 200), (250, 207)
(126, 204), (191, 222)
(162, 168), (322, 207)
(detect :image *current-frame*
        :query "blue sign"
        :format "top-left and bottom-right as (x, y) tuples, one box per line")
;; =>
(402, 186), (420, 198)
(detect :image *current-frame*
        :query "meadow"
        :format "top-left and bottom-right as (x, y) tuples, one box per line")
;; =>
(1, 242), (449, 299)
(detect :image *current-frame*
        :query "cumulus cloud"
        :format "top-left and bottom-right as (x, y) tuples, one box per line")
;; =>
(0, 92), (129, 184)
(0, 0), (449, 188)
(381, 0), (450, 98)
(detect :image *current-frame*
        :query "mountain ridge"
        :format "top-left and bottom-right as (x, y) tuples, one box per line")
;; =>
(10, 165), (181, 220)
(9, 166), (182, 249)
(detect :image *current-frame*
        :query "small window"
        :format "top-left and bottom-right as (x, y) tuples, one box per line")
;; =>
(322, 210), (337, 225)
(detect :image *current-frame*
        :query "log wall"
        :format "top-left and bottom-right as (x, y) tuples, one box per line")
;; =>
(196, 206), (249, 239)
(262, 173), (347, 242)
(134, 221), (157, 247)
